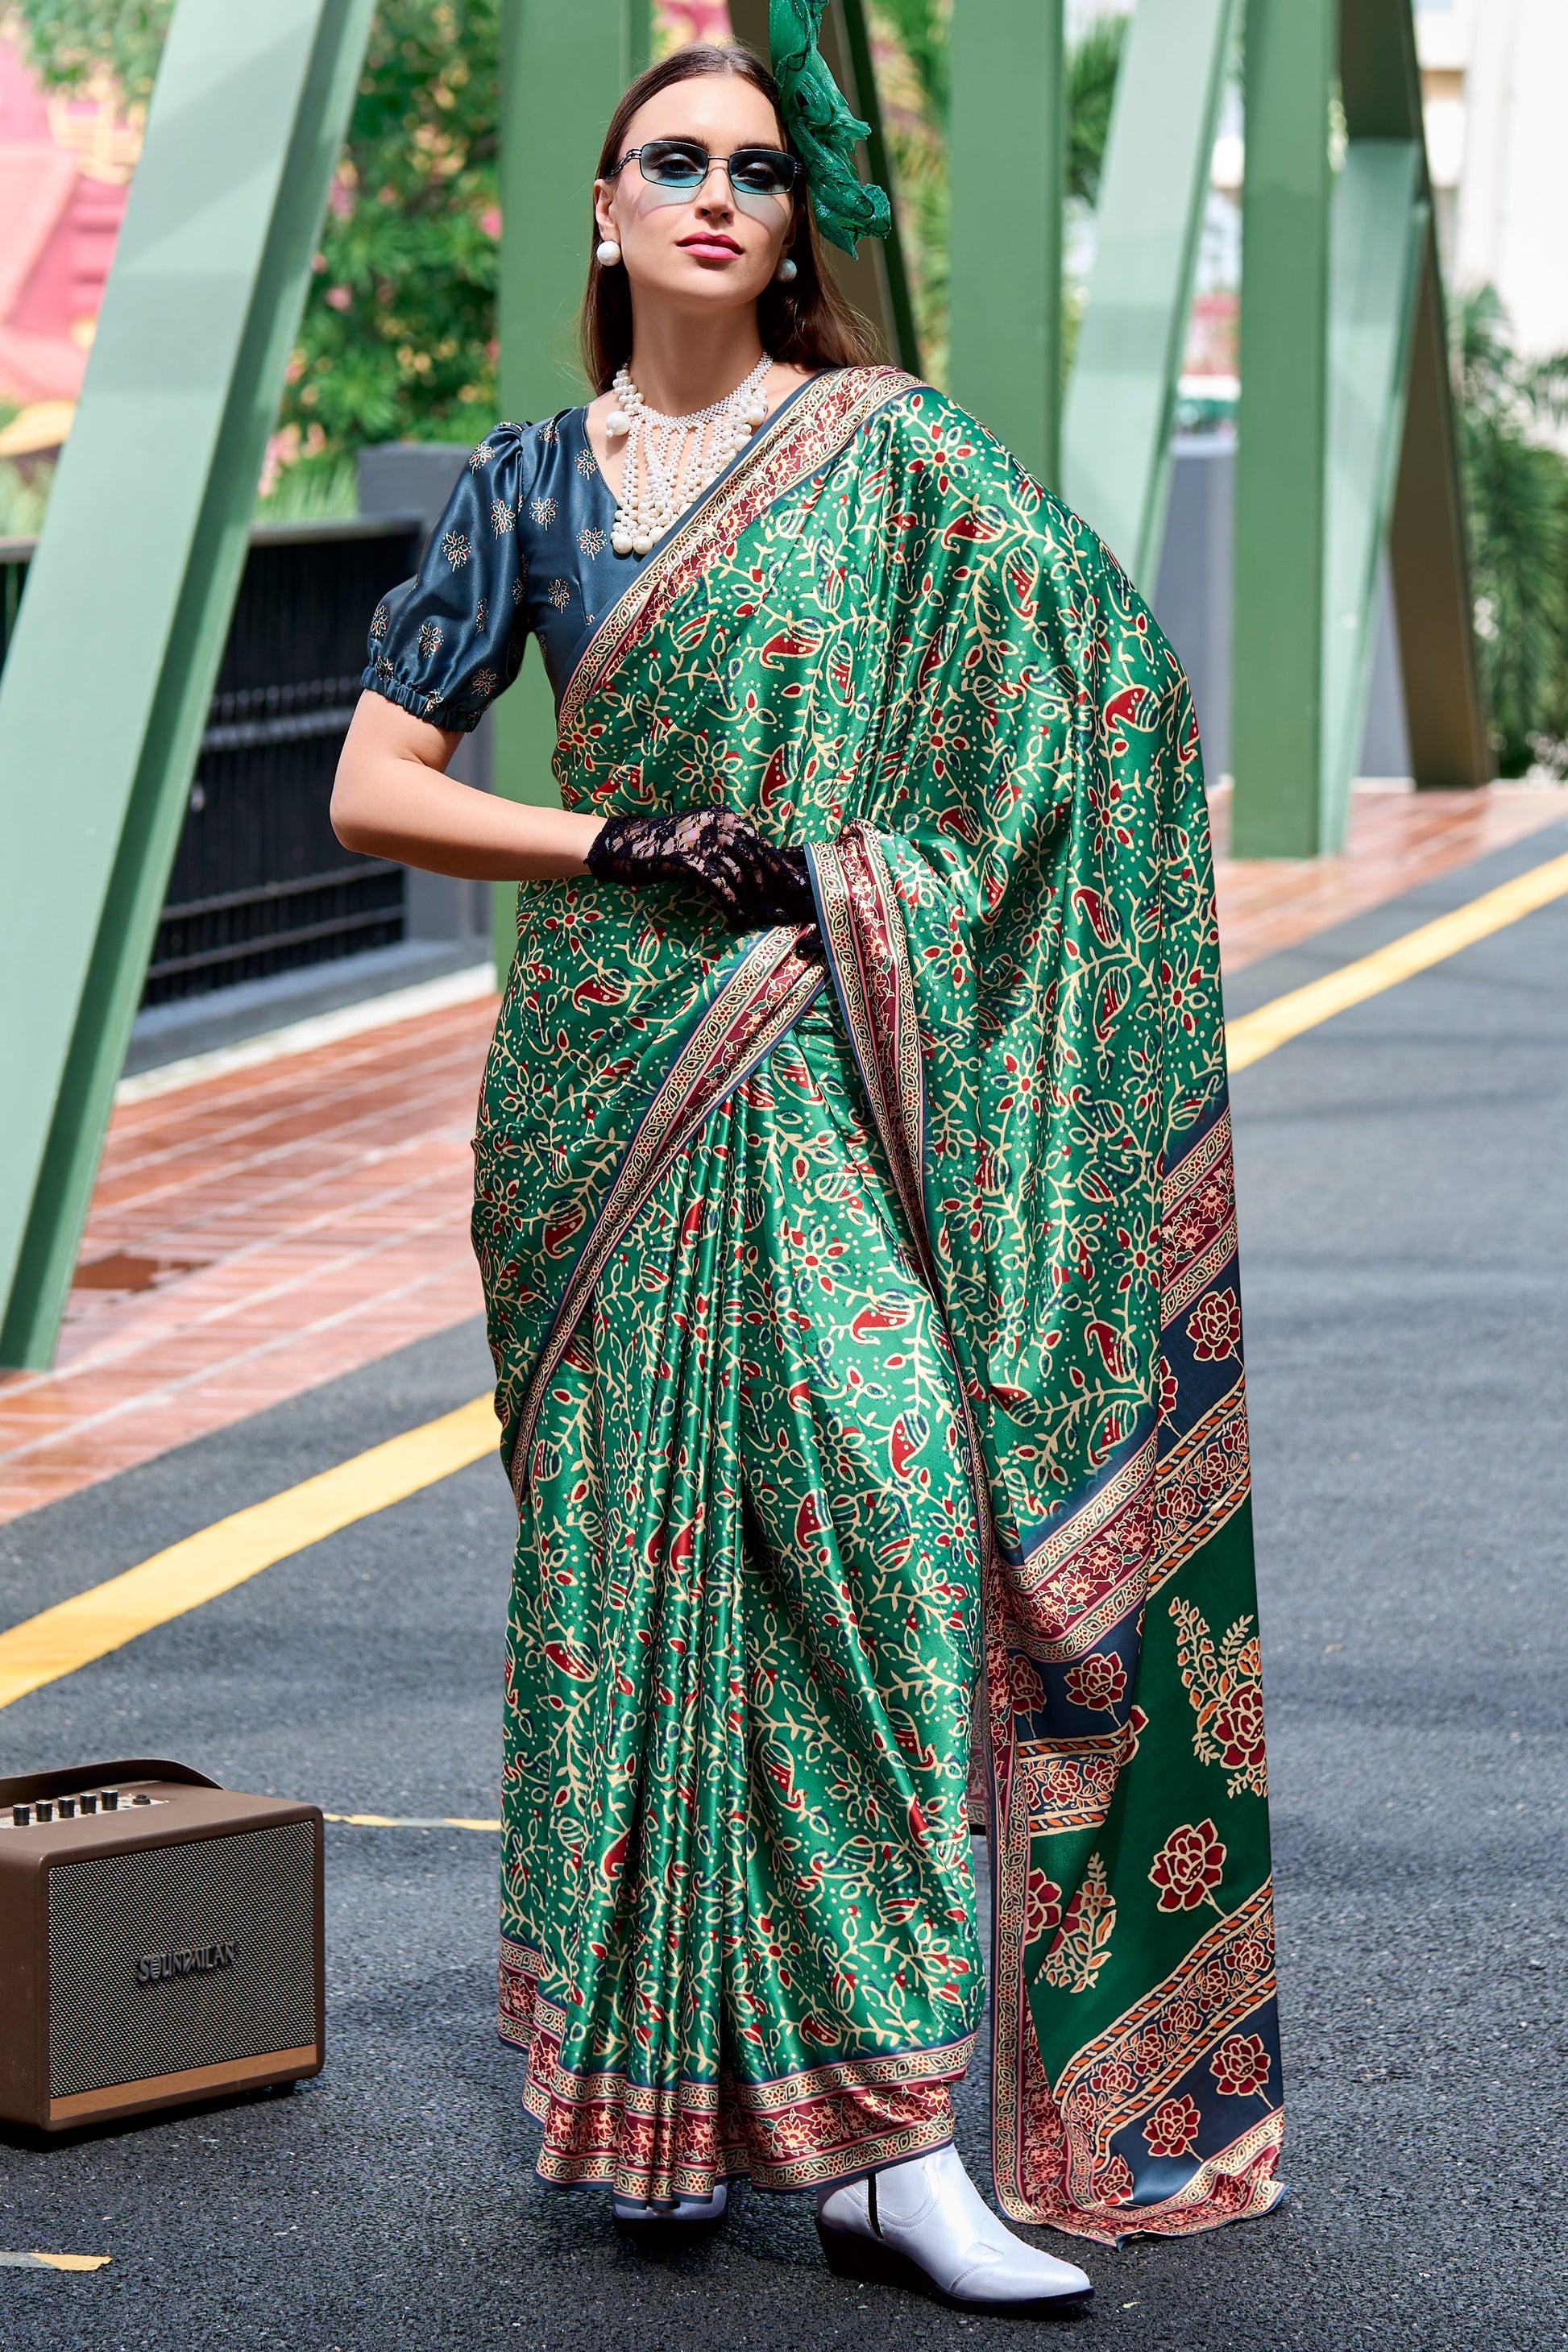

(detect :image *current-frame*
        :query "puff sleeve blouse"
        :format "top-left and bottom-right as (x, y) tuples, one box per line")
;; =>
(360, 410), (650, 730)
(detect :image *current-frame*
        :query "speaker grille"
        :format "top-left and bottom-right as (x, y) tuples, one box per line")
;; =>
(48, 1823), (317, 2097)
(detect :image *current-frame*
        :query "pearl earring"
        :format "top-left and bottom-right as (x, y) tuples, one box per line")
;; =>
(595, 239), (622, 268)
(776, 255), (798, 284)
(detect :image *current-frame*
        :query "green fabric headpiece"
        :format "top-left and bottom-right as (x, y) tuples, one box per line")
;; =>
(769, 0), (892, 257)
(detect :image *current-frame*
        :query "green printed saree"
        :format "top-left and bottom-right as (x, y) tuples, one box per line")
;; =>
(465, 367), (1283, 2239)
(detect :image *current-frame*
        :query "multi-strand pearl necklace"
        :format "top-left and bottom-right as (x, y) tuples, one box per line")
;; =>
(606, 353), (773, 557)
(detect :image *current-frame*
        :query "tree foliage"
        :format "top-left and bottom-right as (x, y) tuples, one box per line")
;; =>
(17, 0), (500, 469)
(14, 0), (171, 110)
(1066, 14), (1126, 208)
(1454, 286), (1568, 776)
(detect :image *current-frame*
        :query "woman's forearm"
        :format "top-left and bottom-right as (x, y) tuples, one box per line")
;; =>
(331, 691), (604, 880)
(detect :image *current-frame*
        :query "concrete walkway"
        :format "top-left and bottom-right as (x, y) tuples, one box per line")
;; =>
(0, 820), (1564, 2350)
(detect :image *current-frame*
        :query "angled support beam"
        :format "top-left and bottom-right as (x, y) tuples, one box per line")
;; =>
(1389, 237), (1489, 788)
(1230, 0), (1334, 857)
(1062, 0), (1237, 595)
(1339, 0), (1487, 791)
(0, 0), (375, 1370)
(949, 0), (1064, 487)
(1320, 138), (1425, 843)
(491, 0), (633, 977)
(727, 0), (919, 375)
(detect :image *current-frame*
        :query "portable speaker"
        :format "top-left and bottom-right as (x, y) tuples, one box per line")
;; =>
(0, 1758), (323, 2130)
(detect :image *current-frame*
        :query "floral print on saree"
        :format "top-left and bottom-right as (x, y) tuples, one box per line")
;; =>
(467, 367), (1283, 2235)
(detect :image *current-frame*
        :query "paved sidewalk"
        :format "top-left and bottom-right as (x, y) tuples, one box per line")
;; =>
(0, 781), (1561, 1525)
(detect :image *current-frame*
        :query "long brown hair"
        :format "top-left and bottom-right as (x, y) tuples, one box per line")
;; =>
(580, 44), (880, 392)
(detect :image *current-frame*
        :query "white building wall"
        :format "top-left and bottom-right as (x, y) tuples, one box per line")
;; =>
(1450, 0), (1568, 361)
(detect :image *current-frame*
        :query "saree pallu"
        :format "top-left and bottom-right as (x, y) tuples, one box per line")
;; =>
(474, 366), (1284, 2240)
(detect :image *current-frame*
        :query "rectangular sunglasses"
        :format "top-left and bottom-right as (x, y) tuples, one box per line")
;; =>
(616, 136), (802, 217)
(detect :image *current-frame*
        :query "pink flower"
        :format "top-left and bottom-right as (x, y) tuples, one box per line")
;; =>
(1066, 1652), (1128, 1713)
(1186, 1288), (1241, 1361)
(1148, 1819), (1226, 1912)
(1210, 2033), (1271, 2097)
(1143, 2093), (1201, 2158)
(324, 284), (352, 311)
(479, 205), (502, 239)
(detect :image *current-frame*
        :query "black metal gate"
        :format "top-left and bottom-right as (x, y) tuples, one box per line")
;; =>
(0, 515), (422, 1007)
(147, 516), (422, 1004)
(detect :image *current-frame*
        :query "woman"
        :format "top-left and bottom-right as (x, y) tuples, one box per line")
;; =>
(333, 21), (1283, 2312)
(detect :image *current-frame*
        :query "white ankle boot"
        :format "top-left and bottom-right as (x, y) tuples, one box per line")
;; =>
(612, 2179), (728, 2225)
(815, 2143), (1093, 2310)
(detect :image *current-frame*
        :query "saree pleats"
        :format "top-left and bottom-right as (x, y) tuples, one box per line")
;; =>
(492, 998), (985, 2196)
(473, 364), (1283, 2234)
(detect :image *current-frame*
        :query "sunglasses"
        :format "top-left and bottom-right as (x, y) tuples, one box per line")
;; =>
(614, 137), (802, 215)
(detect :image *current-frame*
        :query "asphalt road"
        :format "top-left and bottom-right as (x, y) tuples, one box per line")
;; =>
(2, 818), (1565, 2352)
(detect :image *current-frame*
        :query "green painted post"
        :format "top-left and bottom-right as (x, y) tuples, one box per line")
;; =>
(0, 0), (375, 1370)
(949, 0), (1063, 486)
(1062, 0), (1236, 594)
(1230, 0), (1334, 857)
(492, 1), (632, 979)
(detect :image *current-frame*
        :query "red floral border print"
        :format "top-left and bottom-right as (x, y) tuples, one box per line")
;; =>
(1015, 1707), (1149, 1839)
(558, 365), (916, 740)
(1010, 1437), (1159, 1663)
(1055, 1881), (1279, 2223)
(1149, 1377), (1251, 1603)
(500, 1937), (968, 2198)
(504, 927), (826, 1504)
(997, 1882), (1282, 2243)
(1161, 1106), (1238, 1325)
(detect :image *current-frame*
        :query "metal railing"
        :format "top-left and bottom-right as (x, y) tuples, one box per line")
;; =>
(0, 514), (422, 1004)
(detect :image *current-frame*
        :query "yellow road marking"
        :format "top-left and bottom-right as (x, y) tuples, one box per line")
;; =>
(2, 844), (1566, 1705)
(1226, 848), (1568, 1072)
(326, 1812), (500, 1831)
(0, 1399), (496, 1711)
(0, 2253), (110, 2270)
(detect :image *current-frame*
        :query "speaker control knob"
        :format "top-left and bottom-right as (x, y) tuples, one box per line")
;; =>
(35, 1801), (52, 1821)
(79, 1793), (98, 1814)
(100, 1789), (118, 1810)
(11, 1805), (30, 1826)
(56, 1796), (77, 1819)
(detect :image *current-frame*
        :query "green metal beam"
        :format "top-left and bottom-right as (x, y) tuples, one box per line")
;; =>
(1320, 139), (1425, 842)
(1062, 0), (1236, 595)
(1230, 0), (1334, 857)
(726, 0), (919, 375)
(949, 0), (1064, 487)
(1388, 232), (1490, 788)
(1338, 0), (1487, 790)
(0, 0), (375, 1370)
(491, 0), (633, 979)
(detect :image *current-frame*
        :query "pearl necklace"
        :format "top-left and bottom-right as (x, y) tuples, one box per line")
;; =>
(606, 353), (773, 557)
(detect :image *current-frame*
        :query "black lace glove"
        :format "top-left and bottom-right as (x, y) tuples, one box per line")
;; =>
(584, 807), (816, 932)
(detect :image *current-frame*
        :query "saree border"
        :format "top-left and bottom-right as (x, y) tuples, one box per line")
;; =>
(505, 924), (826, 1504)
(501, 1935), (970, 2196)
(558, 365), (916, 739)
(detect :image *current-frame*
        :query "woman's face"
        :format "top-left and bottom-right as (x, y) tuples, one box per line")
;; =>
(594, 74), (796, 317)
